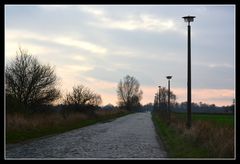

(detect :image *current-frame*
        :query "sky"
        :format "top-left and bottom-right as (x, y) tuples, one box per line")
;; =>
(5, 5), (235, 107)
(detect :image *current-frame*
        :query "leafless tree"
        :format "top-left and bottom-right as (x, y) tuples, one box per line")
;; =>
(64, 85), (102, 106)
(5, 48), (61, 111)
(88, 94), (102, 106)
(153, 87), (176, 110)
(117, 75), (143, 111)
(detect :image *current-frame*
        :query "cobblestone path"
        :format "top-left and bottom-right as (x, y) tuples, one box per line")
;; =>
(6, 112), (167, 159)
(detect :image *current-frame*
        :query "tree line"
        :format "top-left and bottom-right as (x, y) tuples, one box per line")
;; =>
(152, 87), (234, 113)
(6, 48), (143, 113)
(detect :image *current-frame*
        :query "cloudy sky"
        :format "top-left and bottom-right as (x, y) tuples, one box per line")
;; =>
(5, 5), (235, 106)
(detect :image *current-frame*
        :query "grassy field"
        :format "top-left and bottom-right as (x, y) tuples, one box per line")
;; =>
(152, 111), (234, 158)
(174, 112), (234, 126)
(6, 109), (130, 144)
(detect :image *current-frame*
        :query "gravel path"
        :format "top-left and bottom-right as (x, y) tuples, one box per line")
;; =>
(6, 112), (167, 159)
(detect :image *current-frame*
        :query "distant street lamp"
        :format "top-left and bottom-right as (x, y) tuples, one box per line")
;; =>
(166, 76), (172, 123)
(182, 15), (195, 128)
(158, 86), (161, 110)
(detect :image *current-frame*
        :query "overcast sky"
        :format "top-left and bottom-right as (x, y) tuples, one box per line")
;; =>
(5, 5), (235, 106)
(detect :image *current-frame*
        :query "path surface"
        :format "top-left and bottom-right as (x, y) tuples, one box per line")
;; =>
(6, 112), (167, 159)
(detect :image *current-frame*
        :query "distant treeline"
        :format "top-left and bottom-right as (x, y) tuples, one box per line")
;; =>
(150, 101), (234, 114)
(100, 101), (234, 114)
(171, 101), (234, 113)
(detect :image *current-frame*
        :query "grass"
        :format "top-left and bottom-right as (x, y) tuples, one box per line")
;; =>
(152, 111), (234, 158)
(174, 113), (234, 126)
(6, 109), (130, 144)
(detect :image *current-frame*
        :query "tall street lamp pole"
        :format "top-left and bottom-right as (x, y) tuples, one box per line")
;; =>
(166, 76), (172, 123)
(183, 15), (195, 129)
(158, 86), (161, 111)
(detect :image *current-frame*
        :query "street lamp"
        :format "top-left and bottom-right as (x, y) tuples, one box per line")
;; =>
(158, 86), (161, 110)
(182, 15), (195, 128)
(166, 76), (172, 123)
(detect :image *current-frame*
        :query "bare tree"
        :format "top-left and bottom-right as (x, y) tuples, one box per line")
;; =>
(153, 87), (176, 110)
(64, 85), (102, 106)
(117, 75), (143, 111)
(88, 94), (102, 106)
(5, 48), (61, 111)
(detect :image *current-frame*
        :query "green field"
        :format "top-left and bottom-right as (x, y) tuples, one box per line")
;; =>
(152, 111), (234, 158)
(174, 112), (234, 126)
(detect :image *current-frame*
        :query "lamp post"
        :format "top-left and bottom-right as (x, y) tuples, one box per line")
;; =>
(158, 86), (161, 110)
(166, 76), (172, 123)
(182, 15), (195, 128)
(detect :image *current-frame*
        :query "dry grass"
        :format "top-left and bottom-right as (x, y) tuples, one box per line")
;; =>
(7, 110), (128, 132)
(169, 114), (234, 158)
(6, 109), (129, 143)
(6, 112), (89, 132)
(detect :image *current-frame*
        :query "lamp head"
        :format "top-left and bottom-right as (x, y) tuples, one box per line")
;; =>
(182, 16), (195, 24)
(166, 76), (172, 80)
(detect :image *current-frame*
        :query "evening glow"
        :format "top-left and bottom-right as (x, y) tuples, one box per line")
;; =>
(5, 5), (235, 106)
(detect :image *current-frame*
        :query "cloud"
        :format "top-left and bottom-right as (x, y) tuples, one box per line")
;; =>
(6, 29), (107, 56)
(84, 77), (117, 92)
(79, 5), (105, 16)
(208, 63), (233, 68)
(72, 55), (86, 61)
(79, 6), (181, 33)
(5, 29), (58, 62)
(56, 64), (94, 79)
(38, 5), (70, 10)
(53, 37), (107, 55)
(97, 14), (178, 33)
(192, 60), (234, 69)
(6, 29), (44, 41)
(62, 65), (94, 72)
